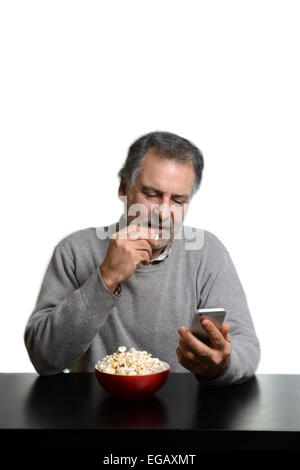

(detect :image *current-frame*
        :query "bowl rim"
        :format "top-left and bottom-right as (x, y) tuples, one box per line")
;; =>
(94, 360), (170, 377)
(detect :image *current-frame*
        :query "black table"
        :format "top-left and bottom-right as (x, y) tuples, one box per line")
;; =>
(1, 373), (300, 463)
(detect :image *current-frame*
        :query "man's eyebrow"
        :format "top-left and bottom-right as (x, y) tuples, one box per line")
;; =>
(140, 185), (189, 200)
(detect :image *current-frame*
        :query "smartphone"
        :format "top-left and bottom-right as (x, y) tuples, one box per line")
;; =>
(190, 308), (226, 344)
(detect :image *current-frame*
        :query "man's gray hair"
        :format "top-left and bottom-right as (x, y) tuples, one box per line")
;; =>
(118, 131), (204, 197)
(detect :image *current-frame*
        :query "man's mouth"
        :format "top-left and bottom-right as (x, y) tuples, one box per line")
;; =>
(147, 222), (167, 229)
(147, 222), (173, 234)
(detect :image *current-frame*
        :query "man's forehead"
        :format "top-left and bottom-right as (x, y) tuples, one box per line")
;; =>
(141, 147), (193, 167)
(137, 149), (195, 194)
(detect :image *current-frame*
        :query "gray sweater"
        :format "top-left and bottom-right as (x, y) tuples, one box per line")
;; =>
(24, 220), (260, 385)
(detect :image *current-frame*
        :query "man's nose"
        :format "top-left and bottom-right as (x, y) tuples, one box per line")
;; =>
(158, 200), (173, 223)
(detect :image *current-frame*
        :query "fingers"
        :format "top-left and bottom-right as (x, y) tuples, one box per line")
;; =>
(112, 225), (159, 247)
(177, 321), (230, 359)
(220, 322), (231, 343)
(133, 239), (154, 265)
(178, 326), (211, 359)
(201, 319), (228, 350)
(134, 239), (153, 258)
(176, 346), (198, 373)
(129, 225), (160, 246)
(178, 338), (201, 363)
(136, 249), (151, 266)
(177, 323), (231, 377)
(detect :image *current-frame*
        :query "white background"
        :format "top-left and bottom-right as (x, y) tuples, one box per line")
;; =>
(1, 0), (299, 373)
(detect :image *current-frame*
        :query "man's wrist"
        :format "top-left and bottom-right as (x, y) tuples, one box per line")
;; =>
(195, 356), (231, 385)
(99, 265), (120, 294)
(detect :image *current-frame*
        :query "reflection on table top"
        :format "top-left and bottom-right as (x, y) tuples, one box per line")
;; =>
(1, 373), (300, 431)
(1, 373), (300, 452)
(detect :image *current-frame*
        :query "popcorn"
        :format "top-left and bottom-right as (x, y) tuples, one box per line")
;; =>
(96, 346), (167, 375)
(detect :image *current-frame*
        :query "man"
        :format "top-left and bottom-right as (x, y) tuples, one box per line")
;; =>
(24, 131), (260, 384)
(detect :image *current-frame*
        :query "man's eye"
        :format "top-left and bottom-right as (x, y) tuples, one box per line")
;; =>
(146, 194), (158, 198)
(173, 200), (185, 205)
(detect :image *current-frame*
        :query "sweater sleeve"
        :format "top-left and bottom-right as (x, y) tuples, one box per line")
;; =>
(196, 231), (261, 386)
(24, 243), (120, 376)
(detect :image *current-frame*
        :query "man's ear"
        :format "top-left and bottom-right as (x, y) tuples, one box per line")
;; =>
(118, 178), (127, 199)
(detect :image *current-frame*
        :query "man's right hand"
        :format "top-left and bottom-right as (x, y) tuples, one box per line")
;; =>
(99, 225), (159, 294)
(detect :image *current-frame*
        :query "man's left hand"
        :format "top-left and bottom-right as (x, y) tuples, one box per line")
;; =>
(176, 319), (231, 381)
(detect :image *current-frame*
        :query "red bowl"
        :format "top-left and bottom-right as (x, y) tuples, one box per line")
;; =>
(95, 362), (170, 400)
